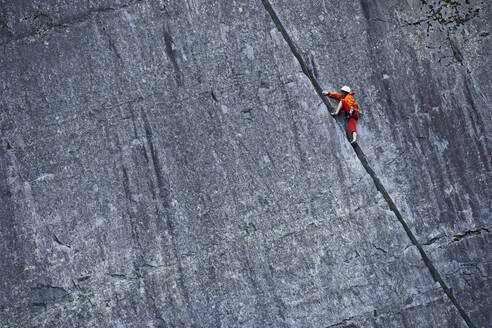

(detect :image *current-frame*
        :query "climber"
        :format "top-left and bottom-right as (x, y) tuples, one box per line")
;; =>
(322, 86), (359, 144)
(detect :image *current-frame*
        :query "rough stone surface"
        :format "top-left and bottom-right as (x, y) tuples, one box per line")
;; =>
(0, 0), (490, 327)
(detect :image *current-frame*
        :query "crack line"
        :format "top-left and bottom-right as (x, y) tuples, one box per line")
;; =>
(260, 1), (475, 327)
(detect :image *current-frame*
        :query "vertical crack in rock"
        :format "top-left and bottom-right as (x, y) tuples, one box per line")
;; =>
(140, 110), (197, 326)
(141, 110), (170, 209)
(162, 19), (183, 86)
(260, 1), (476, 327)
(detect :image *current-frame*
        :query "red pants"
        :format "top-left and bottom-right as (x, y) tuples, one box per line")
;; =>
(341, 99), (357, 133)
(348, 117), (357, 134)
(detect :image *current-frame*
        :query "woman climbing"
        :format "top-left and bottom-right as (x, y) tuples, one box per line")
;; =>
(322, 86), (359, 144)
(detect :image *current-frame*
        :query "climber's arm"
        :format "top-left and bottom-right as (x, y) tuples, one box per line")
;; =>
(322, 91), (343, 100)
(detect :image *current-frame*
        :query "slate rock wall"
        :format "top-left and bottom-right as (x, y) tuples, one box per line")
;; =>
(0, 1), (490, 327)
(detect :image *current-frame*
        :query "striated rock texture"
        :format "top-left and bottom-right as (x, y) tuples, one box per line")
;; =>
(0, 0), (491, 327)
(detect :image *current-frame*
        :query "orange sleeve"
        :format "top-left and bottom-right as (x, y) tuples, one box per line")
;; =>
(327, 92), (342, 100)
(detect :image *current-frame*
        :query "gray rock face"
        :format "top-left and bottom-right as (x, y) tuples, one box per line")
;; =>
(0, 0), (490, 327)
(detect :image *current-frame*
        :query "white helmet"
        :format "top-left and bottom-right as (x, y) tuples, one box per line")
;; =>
(341, 85), (351, 93)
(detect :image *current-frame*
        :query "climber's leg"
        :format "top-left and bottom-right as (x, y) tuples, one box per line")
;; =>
(348, 118), (357, 144)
